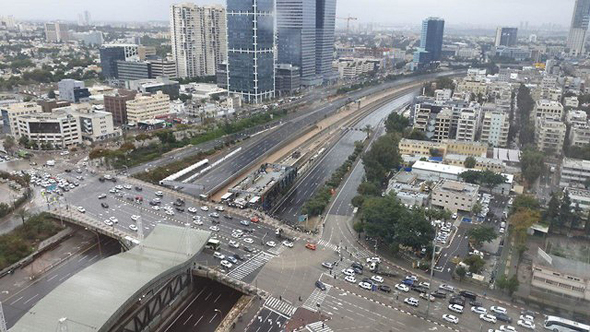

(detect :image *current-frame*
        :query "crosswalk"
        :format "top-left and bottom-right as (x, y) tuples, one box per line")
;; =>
(305, 321), (333, 332)
(263, 296), (297, 317)
(302, 283), (332, 312)
(317, 239), (339, 251)
(227, 251), (274, 280)
(267, 244), (286, 256)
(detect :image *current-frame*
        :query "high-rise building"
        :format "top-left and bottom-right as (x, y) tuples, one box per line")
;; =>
(170, 3), (227, 78)
(149, 58), (177, 79)
(413, 17), (445, 70)
(99, 44), (139, 79)
(567, 0), (590, 56)
(227, 0), (275, 103)
(116, 61), (153, 81)
(104, 90), (137, 125)
(481, 110), (510, 147)
(315, 0), (337, 81)
(44, 22), (69, 43)
(494, 27), (518, 47)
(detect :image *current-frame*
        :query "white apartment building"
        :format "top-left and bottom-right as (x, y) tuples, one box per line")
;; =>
(569, 125), (590, 147)
(560, 157), (590, 187)
(435, 89), (452, 102)
(456, 108), (480, 142)
(14, 110), (82, 148)
(480, 110), (509, 147)
(564, 96), (580, 108)
(568, 188), (590, 213)
(535, 117), (566, 154)
(566, 110), (588, 127)
(1, 102), (43, 135)
(125, 91), (170, 124)
(430, 179), (479, 213)
(533, 100), (564, 121)
(170, 3), (227, 78)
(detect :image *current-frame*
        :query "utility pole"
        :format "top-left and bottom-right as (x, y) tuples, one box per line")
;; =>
(425, 235), (437, 319)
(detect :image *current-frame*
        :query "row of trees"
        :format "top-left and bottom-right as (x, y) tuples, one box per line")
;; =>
(459, 170), (507, 189)
(520, 148), (545, 187)
(516, 84), (536, 146)
(544, 191), (590, 234)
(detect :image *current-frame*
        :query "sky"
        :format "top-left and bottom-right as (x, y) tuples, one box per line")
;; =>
(4, 0), (575, 28)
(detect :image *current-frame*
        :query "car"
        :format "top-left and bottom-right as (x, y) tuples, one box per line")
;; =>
(109, 216), (118, 223)
(282, 240), (294, 248)
(322, 262), (334, 269)
(129, 224), (138, 231)
(103, 219), (113, 226)
(250, 216), (260, 223)
(499, 325), (517, 332)
(411, 285), (429, 293)
(200, 206), (209, 211)
(135, 186), (142, 191)
(480, 314), (497, 324)
(305, 243), (317, 250)
(165, 210), (175, 216)
(266, 241), (277, 247)
(223, 214), (233, 219)
(215, 206), (224, 211)
(418, 282), (430, 289)
(233, 254), (244, 261)
(98, 194), (107, 199)
(213, 252), (225, 260)
(404, 297), (419, 307)
(442, 314), (459, 324)
(152, 205), (161, 211)
(359, 281), (372, 290)
(131, 215), (140, 221)
(520, 310), (535, 318)
(469, 300), (483, 307)
(405, 275), (418, 282)
(471, 306), (488, 315)
(490, 306), (507, 315)
(115, 185), (123, 190)
(495, 313), (512, 323)
(378, 285), (391, 293)
(231, 232), (243, 238)
(155, 191), (163, 197)
(419, 292), (435, 302)
(351, 262), (363, 271)
(209, 212), (219, 218)
(124, 184), (132, 190)
(175, 207), (185, 212)
(226, 256), (238, 264)
(371, 275), (384, 283)
(315, 280), (327, 291)
(352, 267), (363, 274)
(188, 207), (197, 213)
(395, 284), (410, 292)
(229, 240), (240, 248)
(459, 290), (477, 300)
(243, 237), (254, 244)
(101, 202), (109, 208)
(192, 218), (203, 226)
(519, 315), (534, 322)
(342, 268), (355, 277)
(432, 290), (447, 298)
(366, 256), (382, 264)
(344, 275), (356, 283)
(240, 220), (251, 226)
(220, 260), (233, 269)
(77, 206), (86, 213)
(448, 304), (464, 314)
(452, 213), (458, 219)
(517, 320), (535, 330)
(209, 226), (220, 232)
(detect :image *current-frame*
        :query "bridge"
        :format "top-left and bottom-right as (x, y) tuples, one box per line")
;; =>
(9, 224), (211, 332)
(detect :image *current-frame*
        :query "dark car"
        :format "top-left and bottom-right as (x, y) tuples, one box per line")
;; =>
(361, 278), (374, 284)
(243, 246), (254, 253)
(149, 201), (159, 206)
(378, 285), (392, 293)
(233, 254), (244, 261)
(101, 202), (109, 208)
(495, 313), (512, 323)
(351, 262), (363, 270)
(432, 291), (447, 298)
(459, 290), (477, 300)
(411, 285), (429, 293)
(449, 296), (465, 306)
(469, 300), (482, 307)
(352, 267), (363, 274)
(224, 214), (233, 219)
(99, 177), (105, 182)
(173, 201), (183, 207)
(65, 169), (72, 173)
(315, 280), (327, 291)
(135, 186), (142, 191)
(175, 207), (184, 212)
(520, 310), (535, 318)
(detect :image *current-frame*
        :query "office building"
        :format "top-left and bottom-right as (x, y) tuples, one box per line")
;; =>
(1, 102), (43, 135)
(316, 0), (337, 81)
(14, 110), (82, 148)
(126, 77), (180, 100)
(276, 0), (320, 86)
(138, 46), (157, 61)
(533, 248), (590, 301)
(275, 64), (301, 96)
(103, 90), (137, 125)
(125, 91), (170, 124)
(568, 188), (590, 213)
(216, 63), (228, 89)
(116, 61), (153, 81)
(481, 110), (510, 147)
(413, 17), (445, 69)
(58, 79), (90, 103)
(227, 0), (275, 103)
(37, 99), (71, 113)
(44, 22), (69, 43)
(149, 58), (177, 78)
(567, 0), (590, 56)
(431, 179), (479, 213)
(561, 157), (590, 187)
(67, 106), (120, 142)
(78, 10), (91, 26)
(99, 44), (139, 79)
(495, 27), (518, 47)
(170, 4), (227, 78)
(535, 117), (566, 155)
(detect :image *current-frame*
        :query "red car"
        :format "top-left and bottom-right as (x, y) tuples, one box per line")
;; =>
(305, 243), (317, 250)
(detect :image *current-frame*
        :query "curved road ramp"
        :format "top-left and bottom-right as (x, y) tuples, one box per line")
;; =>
(9, 224), (211, 332)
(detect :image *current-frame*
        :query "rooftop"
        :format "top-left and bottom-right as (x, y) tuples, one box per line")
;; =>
(434, 179), (479, 195)
(230, 163), (294, 198)
(535, 248), (590, 279)
(493, 148), (520, 163)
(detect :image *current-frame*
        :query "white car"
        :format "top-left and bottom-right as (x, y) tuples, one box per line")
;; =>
(471, 306), (487, 315)
(366, 256), (381, 264)
(103, 219), (113, 226)
(155, 191), (163, 197)
(439, 284), (455, 292)
(418, 282), (430, 289)
(131, 215), (140, 221)
(109, 216), (118, 223)
(499, 325), (517, 332)
(480, 314), (497, 324)
(213, 252), (225, 260)
(359, 281), (372, 290)
(243, 237), (254, 244)
(229, 240), (240, 248)
(266, 241), (277, 247)
(220, 260), (233, 269)
(342, 269), (355, 277)
(109, 188), (117, 194)
(200, 206), (209, 211)
(115, 185), (123, 190)
(215, 206), (224, 211)
(517, 320), (535, 330)
(442, 314), (459, 324)
(124, 185), (132, 190)
(448, 304), (464, 314)
(152, 205), (160, 210)
(344, 275), (356, 283)
(490, 306), (507, 315)
(209, 225), (220, 232)
(129, 224), (138, 231)
(193, 219), (203, 226)
(370, 275), (384, 283)
(395, 284), (410, 292)
(77, 206), (86, 213)
(165, 210), (175, 216)
(232, 232), (243, 238)
(282, 240), (294, 248)
(188, 207), (197, 213)
(452, 213), (458, 219)
(404, 297), (419, 307)
(519, 315), (534, 322)
(405, 275), (418, 282)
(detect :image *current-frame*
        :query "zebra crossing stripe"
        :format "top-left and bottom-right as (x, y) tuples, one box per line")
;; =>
(227, 251), (274, 280)
(305, 321), (333, 332)
(263, 297), (297, 317)
(302, 284), (332, 312)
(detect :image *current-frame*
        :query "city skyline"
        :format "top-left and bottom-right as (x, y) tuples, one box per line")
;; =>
(3, 0), (576, 28)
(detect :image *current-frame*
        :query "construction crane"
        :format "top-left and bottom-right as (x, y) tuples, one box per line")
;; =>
(336, 15), (358, 33)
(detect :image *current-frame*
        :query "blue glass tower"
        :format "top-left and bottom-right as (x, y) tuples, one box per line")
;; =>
(420, 17), (445, 62)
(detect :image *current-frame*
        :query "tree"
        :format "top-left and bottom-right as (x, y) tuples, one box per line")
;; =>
(520, 148), (545, 187)
(455, 266), (467, 282)
(543, 193), (561, 230)
(463, 255), (486, 274)
(3, 136), (17, 154)
(464, 156), (476, 168)
(363, 124), (373, 139)
(509, 208), (540, 246)
(496, 274), (508, 291)
(385, 113), (409, 134)
(560, 190), (574, 230)
(510, 195), (540, 214)
(15, 208), (30, 225)
(357, 181), (381, 196)
(472, 202), (483, 216)
(467, 225), (497, 247)
(362, 133), (401, 183)
(459, 170), (506, 189)
(18, 136), (29, 147)
(407, 129), (428, 141)
(506, 275), (520, 296)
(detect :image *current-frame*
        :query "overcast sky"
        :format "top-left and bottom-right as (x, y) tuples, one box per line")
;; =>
(5, 0), (575, 28)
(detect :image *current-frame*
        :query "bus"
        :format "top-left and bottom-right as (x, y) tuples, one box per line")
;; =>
(544, 315), (590, 332)
(205, 238), (221, 251)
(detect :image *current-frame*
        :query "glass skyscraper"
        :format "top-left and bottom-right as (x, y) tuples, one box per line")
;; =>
(315, 0), (337, 81)
(420, 17), (445, 62)
(567, 0), (590, 56)
(227, 0), (275, 103)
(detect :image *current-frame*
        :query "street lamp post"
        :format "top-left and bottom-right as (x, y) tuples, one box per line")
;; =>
(425, 235), (437, 320)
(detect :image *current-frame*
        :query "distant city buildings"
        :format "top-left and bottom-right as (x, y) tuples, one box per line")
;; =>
(44, 22), (69, 43)
(99, 44), (140, 79)
(567, 0), (590, 56)
(494, 27), (518, 47)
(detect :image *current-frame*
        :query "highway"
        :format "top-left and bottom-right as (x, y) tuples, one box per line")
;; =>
(273, 92), (416, 223)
